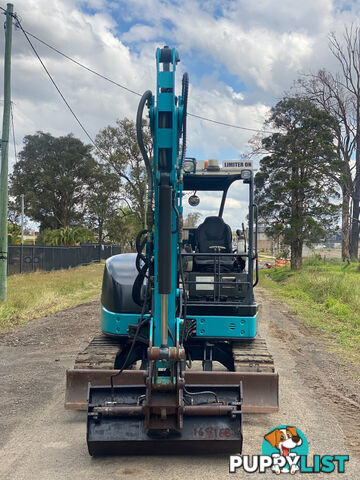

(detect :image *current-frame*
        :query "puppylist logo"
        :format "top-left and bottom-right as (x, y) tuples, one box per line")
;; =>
(229, 425), (349, 474)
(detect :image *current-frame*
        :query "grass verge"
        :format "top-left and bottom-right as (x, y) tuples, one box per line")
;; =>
(0, 263), (104, 332)
(260, 257), (360, 364)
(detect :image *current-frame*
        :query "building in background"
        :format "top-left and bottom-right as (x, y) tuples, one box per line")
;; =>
(257, 225), (282, 255)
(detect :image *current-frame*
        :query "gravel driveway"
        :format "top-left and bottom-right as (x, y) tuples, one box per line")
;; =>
(0, 289), (359, 479)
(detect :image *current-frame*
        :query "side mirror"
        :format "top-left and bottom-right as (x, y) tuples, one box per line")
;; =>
(188, 194), (200, 207)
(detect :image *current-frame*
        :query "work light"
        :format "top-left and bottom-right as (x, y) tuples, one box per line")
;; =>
(183, 158), (195, 173)
(241, 169), (252, 179)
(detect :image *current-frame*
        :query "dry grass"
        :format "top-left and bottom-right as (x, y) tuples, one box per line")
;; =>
(0, 263), (104, 332)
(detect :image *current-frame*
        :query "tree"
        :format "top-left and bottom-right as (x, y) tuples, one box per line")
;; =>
(297, 70), (354, 261)
(297, 25), (360, 260)
(327, 26), (360, 260)
(95, 118), (152, 226)
(37, 226), (95, 246)
(106, 208), (142, 251)
(10, 132), (96, 230)
(255, 97), (340, 270)
(184, 212), (201, 227)
(84, 164), (121, 243)
(8, 199), (20, 225)
(8, 224), (20, 244)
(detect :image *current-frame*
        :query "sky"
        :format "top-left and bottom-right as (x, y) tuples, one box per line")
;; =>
(1, 0), (359, 228)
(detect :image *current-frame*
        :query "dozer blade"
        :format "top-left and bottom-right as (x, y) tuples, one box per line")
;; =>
(66, 369), (279, 413)
(187, 371), (279, 414)
(87, 383), (242, 456)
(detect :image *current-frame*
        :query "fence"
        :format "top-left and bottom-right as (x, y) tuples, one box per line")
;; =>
(7, 244), (121, 276)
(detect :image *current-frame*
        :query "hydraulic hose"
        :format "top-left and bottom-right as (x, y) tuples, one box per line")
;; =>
(179, 73), (189, 345)
(136, 90), (153, 228)
(132, 229), (153, 307)
(181, 72), (189, 164)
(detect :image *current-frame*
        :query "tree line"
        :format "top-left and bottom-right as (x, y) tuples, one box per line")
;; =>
(9, 118), (151, 249)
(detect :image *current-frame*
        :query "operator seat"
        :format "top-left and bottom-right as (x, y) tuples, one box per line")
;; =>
(194, 216), (234, 271)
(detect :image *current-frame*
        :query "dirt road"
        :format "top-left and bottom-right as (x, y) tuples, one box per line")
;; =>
(0, 288), (359, 479)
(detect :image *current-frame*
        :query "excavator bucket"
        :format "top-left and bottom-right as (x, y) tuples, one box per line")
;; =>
(65, 369), (279, 414)
(87, 381), (242, 455)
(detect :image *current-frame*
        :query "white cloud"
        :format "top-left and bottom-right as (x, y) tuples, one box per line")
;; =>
(115, 0), (334, 94)
(1, 0), (156, 168)
(1, 0), (359, 190)
(183, 183), (250, 229)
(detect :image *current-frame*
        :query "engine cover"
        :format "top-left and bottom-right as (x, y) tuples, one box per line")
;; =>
(101, 253), (141, 314)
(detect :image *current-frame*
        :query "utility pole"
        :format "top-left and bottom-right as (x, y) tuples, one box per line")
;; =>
(20, 193), (24, 273)
(0, 4), (14, 301)
(20, 194), (24, 241)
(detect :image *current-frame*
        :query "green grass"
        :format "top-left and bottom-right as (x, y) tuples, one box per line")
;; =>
(260, 257), (360, 364)
(0, 263), (104, 332)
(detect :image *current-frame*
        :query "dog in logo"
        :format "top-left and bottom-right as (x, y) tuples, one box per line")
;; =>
(264, 426), (302, 474)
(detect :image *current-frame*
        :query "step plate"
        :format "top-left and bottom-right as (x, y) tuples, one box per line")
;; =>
(87, 384), (242, 456)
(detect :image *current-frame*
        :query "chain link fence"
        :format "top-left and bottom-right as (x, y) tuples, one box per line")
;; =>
(7, 244), (121, 276)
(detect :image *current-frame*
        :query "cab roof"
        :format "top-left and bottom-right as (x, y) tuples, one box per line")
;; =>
(183, 172), (244, 191)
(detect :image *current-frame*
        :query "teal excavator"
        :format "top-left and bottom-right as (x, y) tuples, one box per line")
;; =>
(65, 46), (278, 455)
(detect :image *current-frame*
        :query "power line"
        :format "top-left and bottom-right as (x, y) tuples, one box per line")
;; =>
(0, 7), (274, 136)
(32, 30), (273, 134)
(187, 112), (274, 134)
(8, 10), (106, 157)
(23, 29), (142, 98)
(18, 30), (275, 134)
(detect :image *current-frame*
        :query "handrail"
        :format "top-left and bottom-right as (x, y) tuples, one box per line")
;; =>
(253, 203), (259, 287)
(179, 250), (251, 302)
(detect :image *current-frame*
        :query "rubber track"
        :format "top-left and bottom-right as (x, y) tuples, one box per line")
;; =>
(232, 337), (275, 372)
(74, 334), (123, 370)
(74, 335), (275, 373)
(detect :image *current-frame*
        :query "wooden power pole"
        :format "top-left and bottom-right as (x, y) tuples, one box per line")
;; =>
(0, 4), (14, 301)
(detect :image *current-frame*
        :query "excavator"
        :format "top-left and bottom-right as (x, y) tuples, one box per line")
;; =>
(65, 46), (278, 455)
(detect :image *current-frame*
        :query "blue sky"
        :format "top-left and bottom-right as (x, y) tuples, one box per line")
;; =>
(1, 0), (359, 226)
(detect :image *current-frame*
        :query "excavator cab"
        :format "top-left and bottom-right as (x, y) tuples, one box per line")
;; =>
(182, 163), (258, 314)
